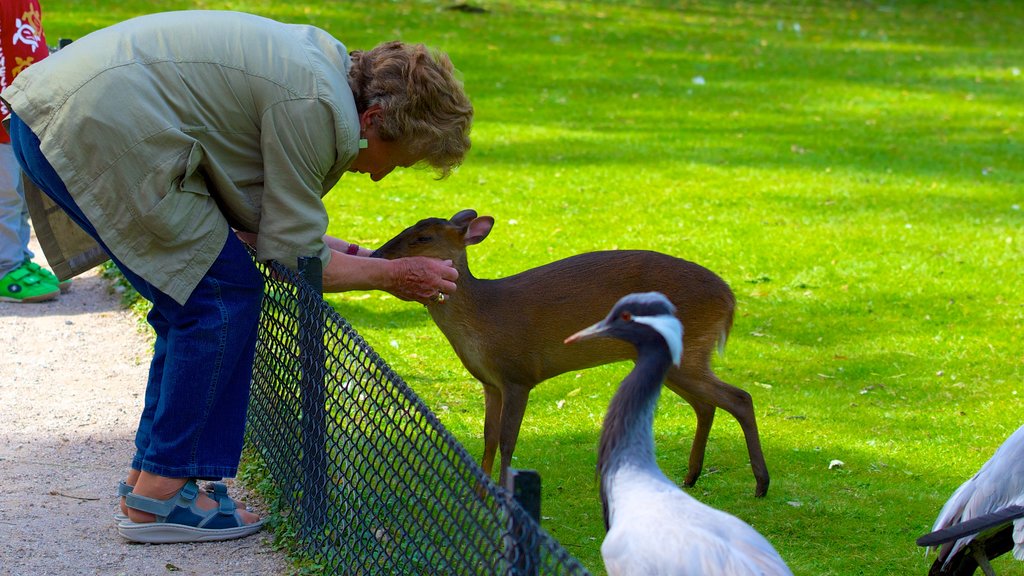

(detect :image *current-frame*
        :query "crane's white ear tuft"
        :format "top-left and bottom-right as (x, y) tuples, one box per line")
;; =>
(635, 314), (683, 366)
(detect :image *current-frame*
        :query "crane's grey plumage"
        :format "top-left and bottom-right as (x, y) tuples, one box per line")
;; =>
(928, 424), (1024, 571)
(565, 292), (792, 576)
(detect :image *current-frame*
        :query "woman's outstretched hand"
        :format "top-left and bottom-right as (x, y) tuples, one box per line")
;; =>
(387, 257), (458, 305)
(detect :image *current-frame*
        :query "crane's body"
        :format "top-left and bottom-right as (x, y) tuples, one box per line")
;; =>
(566, 292), (792, 576)
(601, 452), (790, 575)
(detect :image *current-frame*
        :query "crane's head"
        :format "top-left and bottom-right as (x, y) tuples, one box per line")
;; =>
(564, 291), (682, 366)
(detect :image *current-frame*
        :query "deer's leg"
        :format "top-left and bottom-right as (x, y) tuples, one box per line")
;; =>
(664, 374), (716, 489)
(669, 361), (770, 497)
(706, 373), (769, 497)
(686, 402), (716, 488)
(480, 382), (503, 479)
(496, 384), (532, 488)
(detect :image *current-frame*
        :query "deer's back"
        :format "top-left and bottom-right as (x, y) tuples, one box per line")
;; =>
(432, 250), (735, 387)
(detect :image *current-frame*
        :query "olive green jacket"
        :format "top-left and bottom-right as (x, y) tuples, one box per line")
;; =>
(1, 10), (359, 304)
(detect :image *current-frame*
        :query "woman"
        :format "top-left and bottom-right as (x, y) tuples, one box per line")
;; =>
(1, 10), (472, 543)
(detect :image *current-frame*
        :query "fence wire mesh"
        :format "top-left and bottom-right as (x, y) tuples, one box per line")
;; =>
(245, 255), (592, 576)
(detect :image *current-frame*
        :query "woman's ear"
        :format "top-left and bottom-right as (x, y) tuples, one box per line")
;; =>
(359, 105), (383, 131)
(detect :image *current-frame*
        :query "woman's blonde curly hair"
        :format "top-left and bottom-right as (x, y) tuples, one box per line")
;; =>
(348, 41), (473, 179)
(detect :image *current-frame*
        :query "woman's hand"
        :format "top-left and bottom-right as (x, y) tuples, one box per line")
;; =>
(387, 257), (459, 304)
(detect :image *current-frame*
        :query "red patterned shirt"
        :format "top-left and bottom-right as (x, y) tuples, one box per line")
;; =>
(0, 0), (47, 142)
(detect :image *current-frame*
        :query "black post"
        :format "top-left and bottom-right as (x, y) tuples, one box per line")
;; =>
(297, 256), (328, 545)
(505, 468), (541, 576)
(509, 469), (541, 522)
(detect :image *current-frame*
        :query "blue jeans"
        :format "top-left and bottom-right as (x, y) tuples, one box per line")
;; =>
(0, 142), (34, 276)
(8, 112), (264, 479)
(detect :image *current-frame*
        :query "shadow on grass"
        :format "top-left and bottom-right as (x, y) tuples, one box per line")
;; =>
(325, 297), (434, 331)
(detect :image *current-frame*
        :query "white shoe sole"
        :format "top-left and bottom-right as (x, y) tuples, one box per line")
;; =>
(117, 519), (264, 544)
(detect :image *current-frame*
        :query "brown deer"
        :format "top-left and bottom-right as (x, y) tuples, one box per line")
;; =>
(372, 210), (770, 497)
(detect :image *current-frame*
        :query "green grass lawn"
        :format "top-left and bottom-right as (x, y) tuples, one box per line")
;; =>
(42, 1), (1023, 574)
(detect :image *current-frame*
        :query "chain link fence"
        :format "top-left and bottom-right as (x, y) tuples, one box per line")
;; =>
(245, 255), (592, 575)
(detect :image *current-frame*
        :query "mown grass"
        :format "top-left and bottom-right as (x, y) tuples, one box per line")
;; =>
(41, 1), (1023, 574)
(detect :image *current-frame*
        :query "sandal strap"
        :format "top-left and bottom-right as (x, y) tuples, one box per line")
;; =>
(117, 481), (134, 498)
(124, 479), (243, 529)
(120, 480), (213, 500)
(118, 480), (234, 500)
(125, 479), (200, 517)
(218, 495), (236, 516)
(206, 481), (229, 500)
(204, 481), (247, 512)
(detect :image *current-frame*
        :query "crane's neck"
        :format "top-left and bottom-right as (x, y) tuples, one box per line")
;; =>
(598, 344), (673, 478)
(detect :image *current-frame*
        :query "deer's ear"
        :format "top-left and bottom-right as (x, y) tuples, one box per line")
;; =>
(450, 209), (477, 226)
(464, 216), (494, 246)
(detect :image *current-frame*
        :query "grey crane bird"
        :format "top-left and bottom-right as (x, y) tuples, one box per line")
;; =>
(565, 292), (792, 576)
(923, 424), (1024, 575)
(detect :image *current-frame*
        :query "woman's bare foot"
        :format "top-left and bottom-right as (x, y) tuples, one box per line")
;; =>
(124, 471), (260, 524)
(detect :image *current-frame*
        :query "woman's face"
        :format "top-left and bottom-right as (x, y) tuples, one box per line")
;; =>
(347, 106), (421, 182)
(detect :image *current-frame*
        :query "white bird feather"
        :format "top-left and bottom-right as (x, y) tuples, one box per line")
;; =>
(601, 463), (791, 575)
(930, 424), (1024, 568)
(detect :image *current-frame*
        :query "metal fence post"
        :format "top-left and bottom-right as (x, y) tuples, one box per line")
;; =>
(506, 468), (542, 575)
(297, 256), (328, 544)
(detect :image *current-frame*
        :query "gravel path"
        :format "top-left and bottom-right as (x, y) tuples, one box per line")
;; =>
(0, 236), (288, 576)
